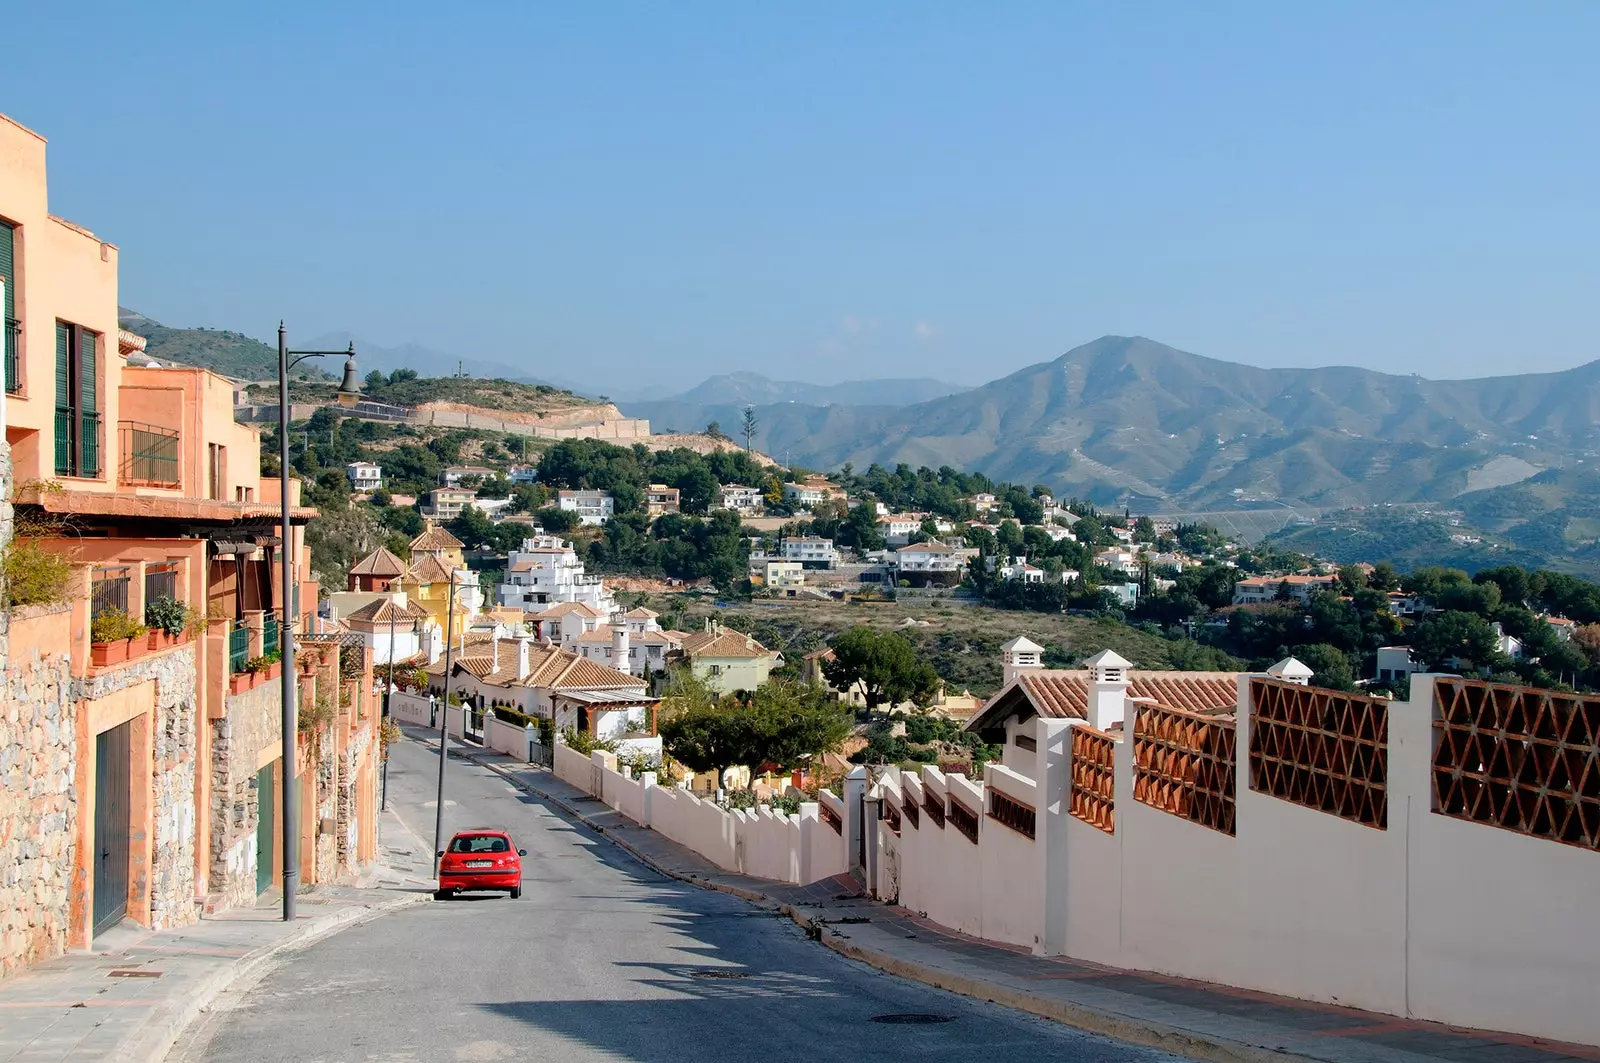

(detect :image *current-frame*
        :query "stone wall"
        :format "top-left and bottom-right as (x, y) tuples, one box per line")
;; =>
(0, 605), (75, 979)
(208, 679), (282, 912)
(79, 644), (199, 931)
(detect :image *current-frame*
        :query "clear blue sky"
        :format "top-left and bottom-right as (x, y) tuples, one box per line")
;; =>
(3, 1), (1596, 387)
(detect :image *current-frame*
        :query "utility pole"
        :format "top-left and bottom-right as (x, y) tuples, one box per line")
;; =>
(381, 603), (397, 810)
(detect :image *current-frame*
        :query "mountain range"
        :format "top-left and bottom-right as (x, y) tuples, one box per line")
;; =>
(623, 336), (1600, 510)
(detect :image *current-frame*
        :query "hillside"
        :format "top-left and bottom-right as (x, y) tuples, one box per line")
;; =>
(668, 371), (966, 407)
(118, 309), (328, 380)
(1454, 467), (1600, 567)
(627, 336), (1600, 510)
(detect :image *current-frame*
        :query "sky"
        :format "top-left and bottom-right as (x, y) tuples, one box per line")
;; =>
(3, 2), (1597, 389)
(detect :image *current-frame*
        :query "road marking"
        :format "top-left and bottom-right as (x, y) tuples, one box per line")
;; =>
(421, 800), (458, 808)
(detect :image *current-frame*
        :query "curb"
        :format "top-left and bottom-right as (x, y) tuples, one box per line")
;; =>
(455, 743), (1323, 1063)
(127, 891), (426, 1063)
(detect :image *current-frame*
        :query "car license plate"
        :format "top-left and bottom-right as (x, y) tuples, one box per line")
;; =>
(465, 859), (492, 868)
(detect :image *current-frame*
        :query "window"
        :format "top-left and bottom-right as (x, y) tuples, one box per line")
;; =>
(447, 834), (509, 854)
(1, 220), (18, 395)
(208, 444), (226, 500)
(54, 322), (100, 477)
(235, 486), (254, 502)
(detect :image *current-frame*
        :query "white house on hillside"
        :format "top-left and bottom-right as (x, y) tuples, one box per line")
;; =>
(496, 535), (616, 615)
(345, 461), (382, 492)
(557, 489), (615, 525)
(997, 556), (1044, 583)
(717, 483), (765, 514)
(779, 536), (838, 568)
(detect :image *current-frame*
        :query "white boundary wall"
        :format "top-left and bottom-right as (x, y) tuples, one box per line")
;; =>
(866, 674), (1600, 1047)
(546, 741), (853, 886)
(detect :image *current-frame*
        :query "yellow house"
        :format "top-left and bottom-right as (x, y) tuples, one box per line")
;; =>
(396, 525), (475, 633)
(678, 621), (778, 695)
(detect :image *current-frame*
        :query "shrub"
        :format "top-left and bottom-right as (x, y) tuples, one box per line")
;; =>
(91, 607), (147, 643)
(144, 595), (190, 636)
(0, 539), (75, 609)
(561, 726), (620, 755)
(245, 649), (282, 674)
(491, 704), (534, 727)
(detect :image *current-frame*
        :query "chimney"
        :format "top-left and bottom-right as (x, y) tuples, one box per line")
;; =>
(1000, 636), (1044, 686)
(491, 633), (501, 673)
(517, 637), (533, 680)
(1082, 649), (1132, 731)
(1267, 656), (1314, 686)
(612, 625), (631, 675)
(422, 622), (442, 665)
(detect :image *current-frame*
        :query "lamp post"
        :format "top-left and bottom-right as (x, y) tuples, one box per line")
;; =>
(432, 570), (458, 877)
(275, 324), (354, 923)
(381, 602), (397, 811)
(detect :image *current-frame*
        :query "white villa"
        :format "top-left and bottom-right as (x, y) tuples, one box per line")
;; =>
(557, 489), (615, 525)
(779, 536), (838, 568)
(717, 483), (766, 514)
(497, 535), (616, 615)
(345, 461), (382, 491)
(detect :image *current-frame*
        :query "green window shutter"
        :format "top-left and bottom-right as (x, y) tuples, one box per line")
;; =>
(0, 223), (14, 322)
(56, 322), (70, 407)
(80, 329), (97, 412)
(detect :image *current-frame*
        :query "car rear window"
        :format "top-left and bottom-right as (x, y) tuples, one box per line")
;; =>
(449, 835), (510, 854)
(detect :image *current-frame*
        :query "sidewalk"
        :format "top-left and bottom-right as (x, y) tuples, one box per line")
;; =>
(445, 735), (1600, 1063)
(0, 809), (429, 1063)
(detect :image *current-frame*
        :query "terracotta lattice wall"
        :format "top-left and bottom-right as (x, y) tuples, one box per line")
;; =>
(1433, 679), (1600, 852)
(1133, 704), (1237, 835)
(1069, 726), (1116, 833)
(1249, 679), (1388, 829)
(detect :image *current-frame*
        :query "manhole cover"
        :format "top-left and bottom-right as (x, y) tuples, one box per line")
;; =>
(870, 1013), (953, 1025)
(690, 970), (750, 979)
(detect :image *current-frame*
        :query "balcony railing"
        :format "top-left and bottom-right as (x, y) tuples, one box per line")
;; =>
(119, 421), (181, 488)
(3, 318), (18, 395)
(263, 615), (280, 657)
(54, 407), (102, 478)
(228, 620), (250, 674)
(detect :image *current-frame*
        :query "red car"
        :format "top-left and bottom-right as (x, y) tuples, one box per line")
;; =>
(436, 830), (526, 899)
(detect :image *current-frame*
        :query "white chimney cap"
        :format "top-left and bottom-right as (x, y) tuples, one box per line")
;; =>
(1081, 648), (1134, 671)
(1001, 636), (1044, 654)
(1268, 656), (1316, 681)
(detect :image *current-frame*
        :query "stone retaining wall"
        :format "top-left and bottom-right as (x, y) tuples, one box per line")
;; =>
(0, 605), (75, 979)
(208, 679), (281, 912)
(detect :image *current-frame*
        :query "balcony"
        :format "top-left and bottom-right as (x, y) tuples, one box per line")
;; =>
(3, 318), (18, 395)
(53, 407), (101, 478)
(118, 420), (181, 488)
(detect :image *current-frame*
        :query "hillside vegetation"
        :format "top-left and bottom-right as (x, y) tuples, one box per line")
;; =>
(119, 309), (329, 381)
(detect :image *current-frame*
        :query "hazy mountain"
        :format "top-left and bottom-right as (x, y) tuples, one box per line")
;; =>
(666, 371), (966, 407)
(627, 336), (1600, 508)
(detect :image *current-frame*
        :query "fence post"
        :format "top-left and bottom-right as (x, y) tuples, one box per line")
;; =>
(863, 789), (882, 898)
(845, 765), (868, 879)
(525, 722), (537, 763)
(641, 771), (657, 828)
(1035, 717), (1074, 957)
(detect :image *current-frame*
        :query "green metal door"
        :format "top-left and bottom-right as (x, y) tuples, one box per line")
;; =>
(256, 764), (275, 894)
(93, 723), (132, 936)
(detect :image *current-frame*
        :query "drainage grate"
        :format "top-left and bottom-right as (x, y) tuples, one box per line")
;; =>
(690, 969), (750, 979)
(108, 970), (163, 979)
(870, 1013), (953, 1025)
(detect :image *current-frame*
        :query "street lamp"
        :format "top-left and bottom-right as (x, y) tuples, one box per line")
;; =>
(381, 602), (397, 811)
(275, 324), (354, 923)
(431, 570), (458, 877)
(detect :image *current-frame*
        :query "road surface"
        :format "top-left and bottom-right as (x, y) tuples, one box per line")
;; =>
(177, 733), (1197, 1063)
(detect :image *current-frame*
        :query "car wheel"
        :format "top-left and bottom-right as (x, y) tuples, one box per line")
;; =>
(509, 886), (521, 899)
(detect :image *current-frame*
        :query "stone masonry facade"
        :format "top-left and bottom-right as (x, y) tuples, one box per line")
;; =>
(78, 644), (200, 932)
(0, 605), (76, 979)
(208, 679), (282, 913)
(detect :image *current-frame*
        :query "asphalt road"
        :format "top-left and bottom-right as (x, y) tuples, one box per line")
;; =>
(177, 734), (1198, 1063)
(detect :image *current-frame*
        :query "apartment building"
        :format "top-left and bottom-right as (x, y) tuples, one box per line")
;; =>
(422, 486), (474, 521)
(345, 461), (381, 492)
(0, 114), (377, 975)
(782, 476), (842, 508)
(496, 534), (615, 616)
(893, 541), (964, 587)
(1233, 574), (1339, 605)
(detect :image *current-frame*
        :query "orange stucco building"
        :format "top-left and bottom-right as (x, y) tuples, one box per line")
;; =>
(0, 112), (378, 976)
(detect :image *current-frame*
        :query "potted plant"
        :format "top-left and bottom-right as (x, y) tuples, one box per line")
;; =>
(144, 596), (191, 651)
(91, 607), (149, 667)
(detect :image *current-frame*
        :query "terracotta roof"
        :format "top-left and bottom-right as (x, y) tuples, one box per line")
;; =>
(410, 526), (464, 552)
(401, 555), (456, 585)
(430, 633), (645, 692)
(344, 598), (425, 625)
(965, 668), (1241, 734)
(679, 628), (773, 660)
(540, 601), (608, 619)
(509, 560), (536, 572)
(577, 626), (618, 644)
(350, 546), (407, 578)
(897, 541), (953, 553)
(624, 607), (659, 619)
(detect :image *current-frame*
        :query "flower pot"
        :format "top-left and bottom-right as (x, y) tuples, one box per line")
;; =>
(91, 639), (129, 667)
(267, 662), (282, 681)
(229, 672), (252, 695)
(123, 638), (150, 664)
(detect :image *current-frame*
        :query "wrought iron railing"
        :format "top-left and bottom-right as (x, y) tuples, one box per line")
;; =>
(119, 421), (181, 488)
(3, 318), (19, 395)
(229, 621), (251, 674)
(54, 407), (101, 477)
(143, 563), (179, 607)
(90, 568), (131, 619)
